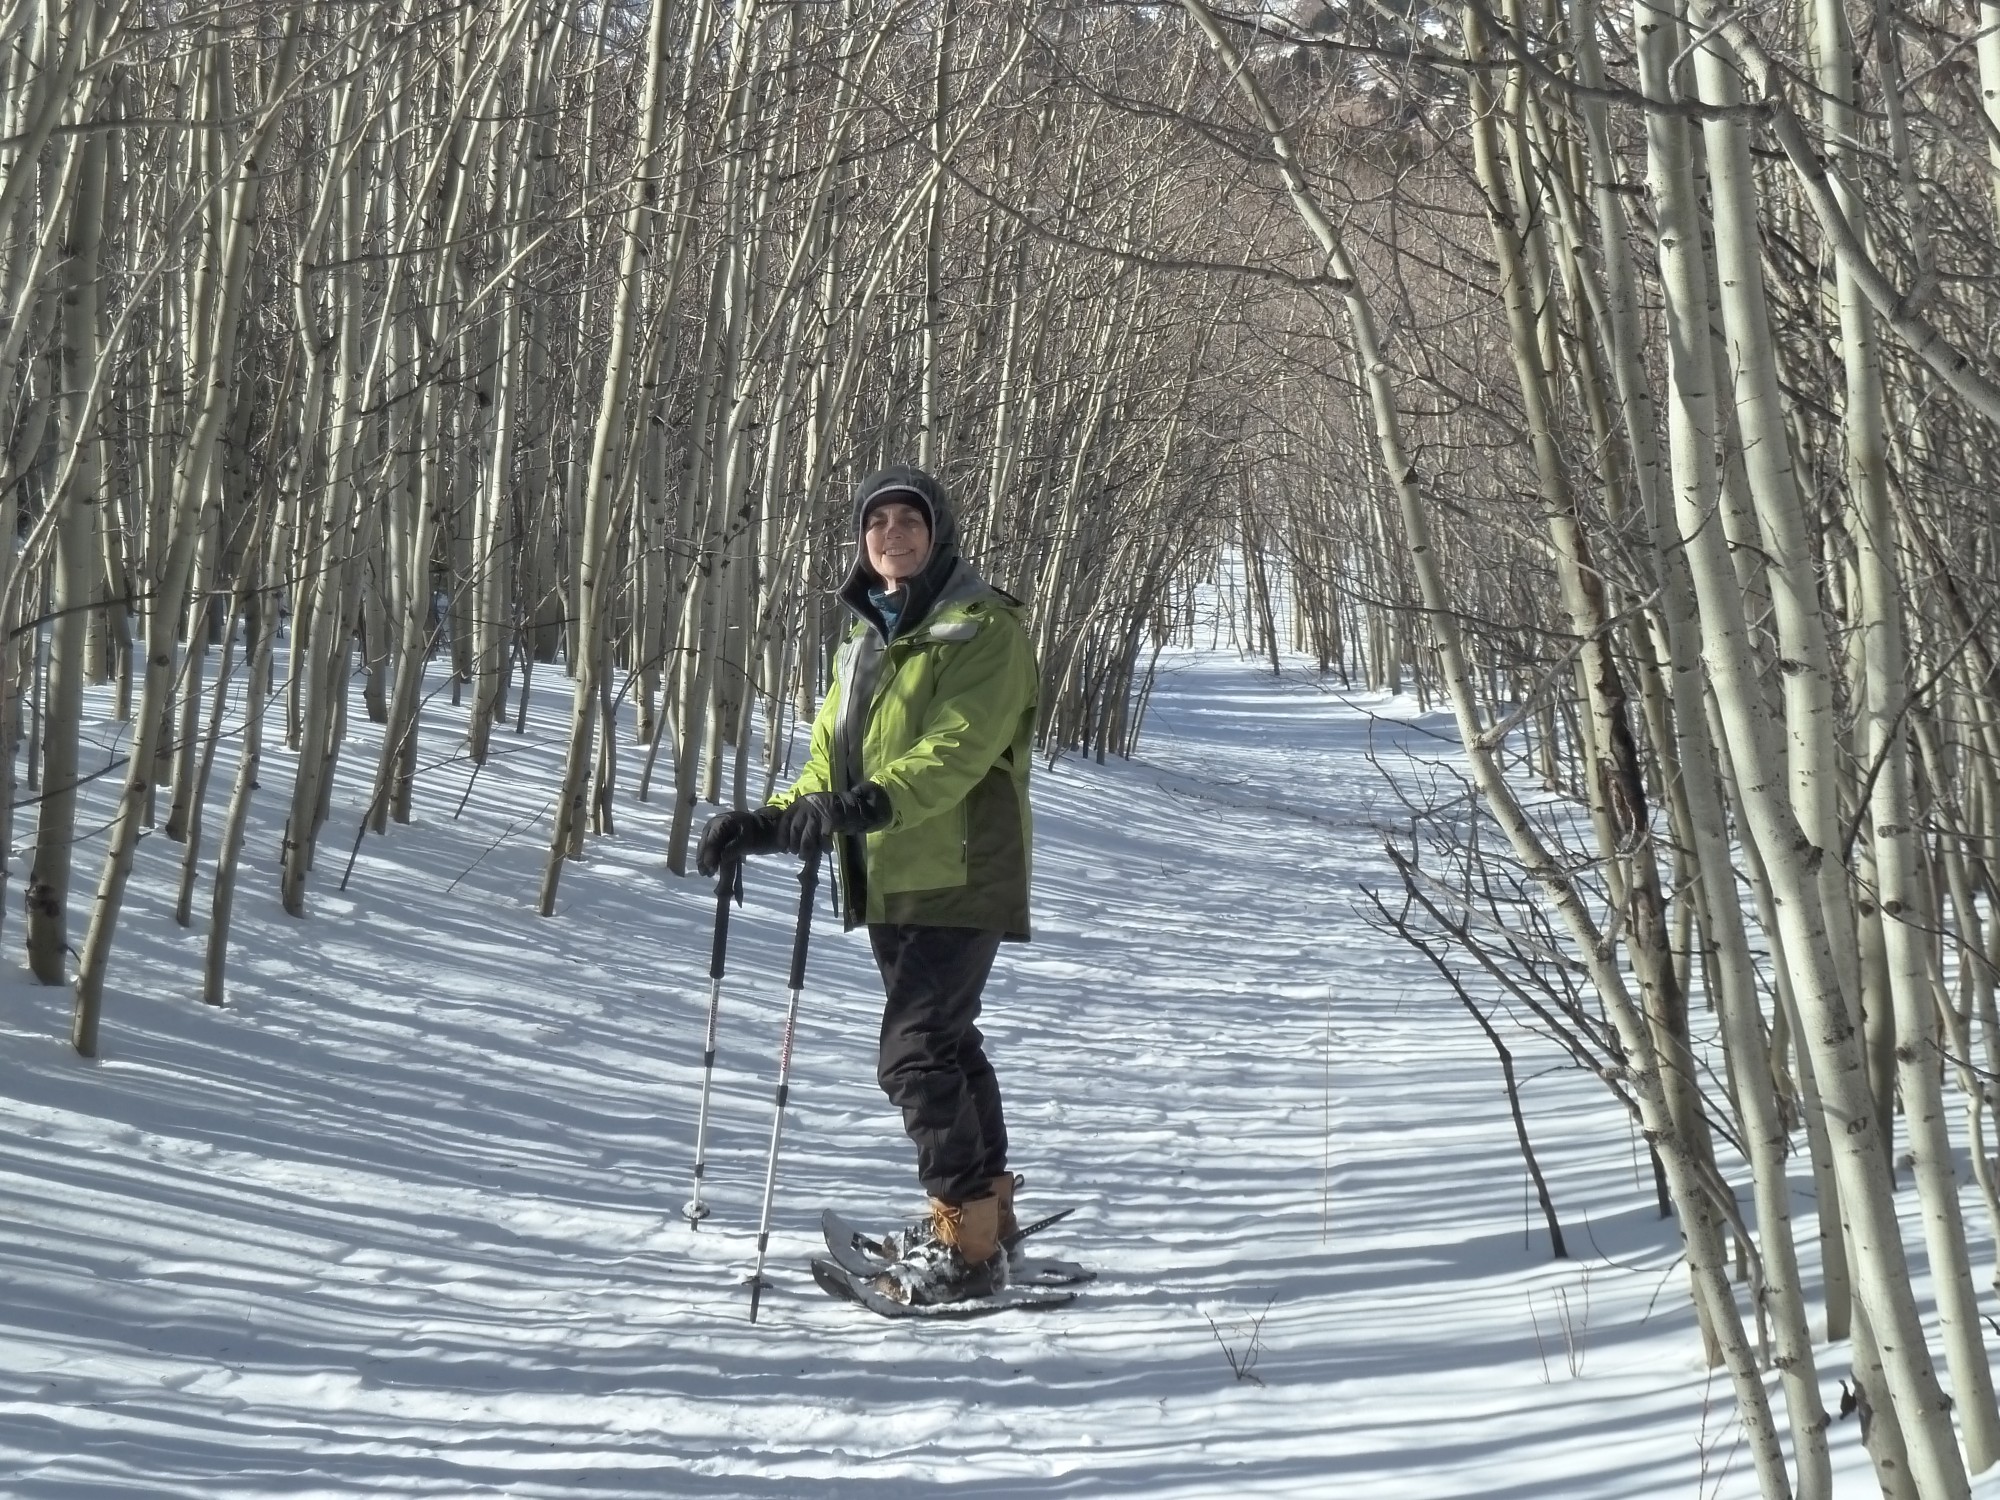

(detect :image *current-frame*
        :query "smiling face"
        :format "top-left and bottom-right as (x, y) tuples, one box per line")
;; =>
(863, 500), (932, 590)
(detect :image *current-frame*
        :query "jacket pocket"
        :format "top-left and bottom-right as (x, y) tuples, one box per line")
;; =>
(867, 801), (969, 894)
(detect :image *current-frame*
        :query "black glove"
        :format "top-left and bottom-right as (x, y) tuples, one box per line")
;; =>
(777, 784), (893, 856)
(695, 806), (782, 877)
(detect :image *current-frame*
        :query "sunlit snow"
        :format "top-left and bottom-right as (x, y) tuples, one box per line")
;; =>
(1, 642), (1986, 1497)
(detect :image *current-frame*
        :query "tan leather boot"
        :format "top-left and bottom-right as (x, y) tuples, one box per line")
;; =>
(990, 1172), (1020, 1244)
(930, 1192), (1003, 1266)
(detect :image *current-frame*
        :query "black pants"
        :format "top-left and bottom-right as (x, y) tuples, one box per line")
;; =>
(870, 924), (1007, 1203)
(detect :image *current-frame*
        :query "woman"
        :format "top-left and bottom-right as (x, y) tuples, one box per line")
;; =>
(697, 465), (1037, 1306)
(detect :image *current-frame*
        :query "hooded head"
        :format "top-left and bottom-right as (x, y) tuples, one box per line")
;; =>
(840, 465), (960, 638)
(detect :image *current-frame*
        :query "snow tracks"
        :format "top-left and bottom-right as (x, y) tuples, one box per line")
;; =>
(0, 651), (1860, 1497)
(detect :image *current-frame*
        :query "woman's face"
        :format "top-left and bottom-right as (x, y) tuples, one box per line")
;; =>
(865, 501), (931, 589)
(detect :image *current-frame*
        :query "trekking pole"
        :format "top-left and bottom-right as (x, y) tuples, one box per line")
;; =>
(684, 858), (744, 1228)
(746, 844), (821, 1323)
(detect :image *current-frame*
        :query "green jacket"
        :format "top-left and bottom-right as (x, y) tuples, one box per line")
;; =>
(772, 570), (1037, 937)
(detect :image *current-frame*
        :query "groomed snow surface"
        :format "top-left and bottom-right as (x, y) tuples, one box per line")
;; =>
(3, 645), (1995, 1498)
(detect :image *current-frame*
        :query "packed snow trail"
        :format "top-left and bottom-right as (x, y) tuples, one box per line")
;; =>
(0, 649), (1916, 1496)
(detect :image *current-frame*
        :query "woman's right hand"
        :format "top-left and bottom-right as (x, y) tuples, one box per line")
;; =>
(695, 807), (782, 876)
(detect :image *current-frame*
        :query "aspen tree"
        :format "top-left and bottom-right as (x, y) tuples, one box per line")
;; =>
(1981, 3), (2000, 235)
(172, 574), (241, 927)
(205, 548), (277, 1008)
(1692, 1), (2000, 429)
(1808, 0), (2000, 1447)
(27, 115), (105, 986)
(72, 13), (303, 1049)
(1914, 713), (2000, 1291)
(1174, 8), (1792, 1483)
(550, 12), (613, 671)
(0, 137), (83, 489)
(1636, 0), (1961, 1488)
(280, 115), (370, 917)
(539, 0), (680, 913)
(1465, 2), (1703, 1197)
(360, 0), (541, 831)
(162, 513), (217, 843)
(0, 0), (94, 233)
(917, 0), (955, 470)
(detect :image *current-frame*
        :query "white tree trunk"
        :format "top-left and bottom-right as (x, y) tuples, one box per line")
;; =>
(27, 121), (105, 987)
(73, 16), (302, 1046)
(539, 0), (679, 913)
(1642, 4), (1965, 1492)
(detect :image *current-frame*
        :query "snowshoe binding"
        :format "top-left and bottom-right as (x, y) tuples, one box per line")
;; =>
(822, 1174), (1093, 1289)
(874, 1237), (1010, 1306)
(891, 1194), (1002, 1303)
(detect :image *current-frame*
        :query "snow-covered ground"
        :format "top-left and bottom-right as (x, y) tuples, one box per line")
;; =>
(0, 644), (1974, 1496)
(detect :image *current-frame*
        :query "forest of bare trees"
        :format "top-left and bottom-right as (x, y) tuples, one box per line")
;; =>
(1210, 1), (2000, 1495)
(7, 0), (2000, 1494)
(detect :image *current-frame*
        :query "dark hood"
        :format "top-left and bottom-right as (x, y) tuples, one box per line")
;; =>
(838, 465), (962, 639)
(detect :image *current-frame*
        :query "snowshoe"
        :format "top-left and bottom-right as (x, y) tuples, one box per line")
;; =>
(810, 1257), (1077, 1319)
(822, 1206), (1093, 1288)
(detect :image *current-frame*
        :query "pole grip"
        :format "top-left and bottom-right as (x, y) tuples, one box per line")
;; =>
(787, 848), (820, 992)
(709, 859), (741, 980)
